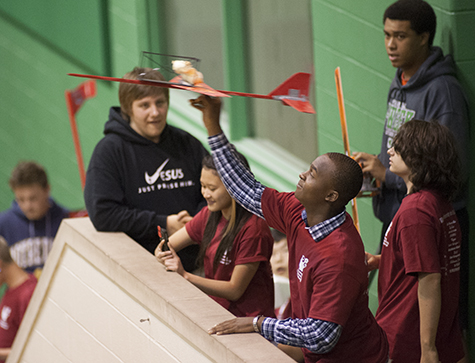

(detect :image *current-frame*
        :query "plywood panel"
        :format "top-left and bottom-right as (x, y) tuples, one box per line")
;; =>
(20, 332), (69, 363)
(8, 218), (293, 363)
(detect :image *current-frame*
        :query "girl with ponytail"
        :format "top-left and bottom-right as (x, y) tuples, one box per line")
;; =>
(156, 154), (275, 318)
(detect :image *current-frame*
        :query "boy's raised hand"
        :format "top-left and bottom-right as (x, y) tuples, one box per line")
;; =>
(190, 95), (223, 136)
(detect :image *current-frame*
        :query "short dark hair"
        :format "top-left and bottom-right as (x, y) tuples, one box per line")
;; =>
(393, 119), (460, 199)
(9, 161), (48, 190)
(384, 0), (436, 46)
(118, 67), (170, 120)
(326, 153), (363, 206)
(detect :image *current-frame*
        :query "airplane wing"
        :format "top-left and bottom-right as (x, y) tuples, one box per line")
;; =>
(279, 99), (316, 114)
(68, 72), (315, 114)
(167, 76), (230, 97)
(218, 72), (316, 114)
(67, 74), (230, 98)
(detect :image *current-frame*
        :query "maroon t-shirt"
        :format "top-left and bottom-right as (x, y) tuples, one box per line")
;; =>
(186, 207), (275, 317)
(0, 274), (37, 362)
(376, 189), (464, 363)
(261, 188), (388, 363)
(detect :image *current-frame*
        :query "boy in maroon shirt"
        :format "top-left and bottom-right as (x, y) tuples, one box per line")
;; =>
(367, 120), (464, 362)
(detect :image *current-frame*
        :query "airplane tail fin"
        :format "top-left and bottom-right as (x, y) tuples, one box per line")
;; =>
(268, 73), (315, 114)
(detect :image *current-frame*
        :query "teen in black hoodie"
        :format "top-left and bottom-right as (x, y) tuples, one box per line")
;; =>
(84, 67), (208, 271)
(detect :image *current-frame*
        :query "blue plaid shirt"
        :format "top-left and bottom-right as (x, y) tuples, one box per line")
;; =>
(209, 133), (344, 354)
(302, 209), (346, 242)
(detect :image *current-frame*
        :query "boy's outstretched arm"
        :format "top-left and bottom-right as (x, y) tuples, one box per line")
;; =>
(190, 95), (266, 219)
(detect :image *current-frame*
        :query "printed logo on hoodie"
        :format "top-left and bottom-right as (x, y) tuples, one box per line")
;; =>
(10, 237), (53, 271)
(384, 99), (415, 148)
(138, 159), (194, 194)
(145, 159), (171, 184)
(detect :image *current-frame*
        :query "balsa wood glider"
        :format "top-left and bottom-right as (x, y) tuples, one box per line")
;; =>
(68, 72), (315, 114)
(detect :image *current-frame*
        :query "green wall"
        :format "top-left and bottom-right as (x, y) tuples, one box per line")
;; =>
(0, 0), (148, 210)
(0, 0), (111, 75)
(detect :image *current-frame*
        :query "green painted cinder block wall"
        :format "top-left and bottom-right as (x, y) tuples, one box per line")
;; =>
(0, 0), (149, 210)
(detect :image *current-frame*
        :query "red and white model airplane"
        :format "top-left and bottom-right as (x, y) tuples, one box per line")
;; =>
(68, 53), (315, 114)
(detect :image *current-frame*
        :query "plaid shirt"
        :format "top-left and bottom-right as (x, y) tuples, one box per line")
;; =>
(302, 209), (346, 242)
(261, 317), (342, 354)
(209, 133), (343, 353)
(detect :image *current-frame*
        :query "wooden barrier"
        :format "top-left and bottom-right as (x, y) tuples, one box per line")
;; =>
(8, 218), (293, 363)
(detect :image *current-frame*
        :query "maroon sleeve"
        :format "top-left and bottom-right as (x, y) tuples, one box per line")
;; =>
(398, 207), (440, 275)
(185, 206), (209, 244)
(233, 216), (273, 265)
(261, 188), (301, 235)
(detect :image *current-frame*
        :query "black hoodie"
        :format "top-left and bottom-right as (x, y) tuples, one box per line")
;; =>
(84, 107), (208, 257)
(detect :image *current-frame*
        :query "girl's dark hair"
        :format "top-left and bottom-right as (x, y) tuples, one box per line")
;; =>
(393, 119), (460, 199)
(197, 153), (252, 272)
